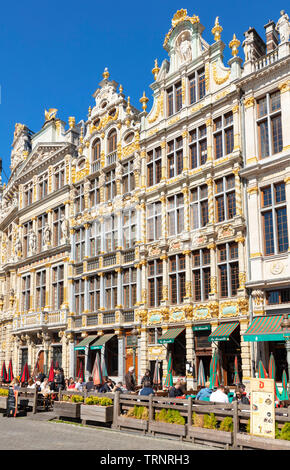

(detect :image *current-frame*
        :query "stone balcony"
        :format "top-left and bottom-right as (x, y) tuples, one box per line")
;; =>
(12, 309), (67, 332)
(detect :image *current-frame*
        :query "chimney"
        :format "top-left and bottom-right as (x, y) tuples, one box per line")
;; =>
(264, 20), (279, 53)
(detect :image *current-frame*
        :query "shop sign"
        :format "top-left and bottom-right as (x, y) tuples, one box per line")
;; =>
(193, 324), (211, 332)
(250, 378), (275, 439)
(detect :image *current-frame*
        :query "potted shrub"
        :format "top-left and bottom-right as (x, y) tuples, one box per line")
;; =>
(149, 408), (186, 438)
(188, 412), (233, 447)
(80, 396), (113, 423)
(117, 405), (149, 431)
(53, 394), (83, 419)
(0, 388), (8, 409)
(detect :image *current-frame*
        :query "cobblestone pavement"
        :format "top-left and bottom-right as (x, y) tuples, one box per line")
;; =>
(0, 415), (219, 450)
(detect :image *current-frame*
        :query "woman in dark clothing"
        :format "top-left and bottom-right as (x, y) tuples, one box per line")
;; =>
(5, 378), (20, 417)
(141, 369), (153, 388)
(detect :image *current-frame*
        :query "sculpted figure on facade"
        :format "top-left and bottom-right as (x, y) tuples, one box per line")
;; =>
(176, 32), (192, 64)
(60, 215), (70, 243)
(276, 10), (290, 43)
(242, 33), (254, 61)
(44, 223), (51, 245)
(11, 124), (31, 170)
(15, 235), (22, 257)
(28, 230), (37, 253)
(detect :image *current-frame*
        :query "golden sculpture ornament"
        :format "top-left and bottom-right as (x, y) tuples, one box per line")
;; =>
(102, 67), (110, 80)
(44, 108), (58, 122)
(212, 62), (230, 85)
(229, 34), (241, 56)
(163, 9), (199, 47)
(139, 91), (149, 111)
(152, 59), (160, 81)
(211, 17), (223, 42)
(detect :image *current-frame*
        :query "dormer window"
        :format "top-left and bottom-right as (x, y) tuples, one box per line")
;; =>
(108, 129), (117, 154)
(189, 67), (206, 104)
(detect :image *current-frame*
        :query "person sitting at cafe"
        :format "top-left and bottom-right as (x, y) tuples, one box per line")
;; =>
(75, 377), (84, 392)
(141, 369), (153, 388)
(196, 381), (213, 401)
(125, 367), (136, 392)
(210, 385), (229, 403)
(168, 381), (184, 398)
(112, 381), (125, 393)
(100, 378), (114, 393)
(27, 378), (36, 389)
(232, 386), (250, 405)
(139, 379), (155, 396)
(40, 378), (51, 394)
(85, 376), (95, 392)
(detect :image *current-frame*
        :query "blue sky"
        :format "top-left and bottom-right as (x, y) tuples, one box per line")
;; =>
(0, 0), (286, 182)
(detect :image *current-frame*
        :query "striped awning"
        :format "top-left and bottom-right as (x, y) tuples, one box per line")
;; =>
(90, 333), (116, 350)
(74, 335), (98, 350)
(208, 322), (239, 342)
(158, 327), (185, 344)
(243, 314), (290, 342)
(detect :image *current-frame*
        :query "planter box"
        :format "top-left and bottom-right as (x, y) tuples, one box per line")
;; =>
(117, 416), (148, 431)
(149, 420), (186, 437)
(0, 396), (7, 409)
(53, 401), (81, 419)
(188, 426), (233, 446)
(236, 432), (290, 450)
(80, 404), (113, 423)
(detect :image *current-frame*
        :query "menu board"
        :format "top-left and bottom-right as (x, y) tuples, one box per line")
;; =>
(250, 378), (275, 439)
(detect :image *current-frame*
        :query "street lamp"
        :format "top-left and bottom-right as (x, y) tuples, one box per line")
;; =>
(281, 312), (290, 394)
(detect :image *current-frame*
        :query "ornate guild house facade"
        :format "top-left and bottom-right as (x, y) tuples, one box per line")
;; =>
(0, 9), (289, 387)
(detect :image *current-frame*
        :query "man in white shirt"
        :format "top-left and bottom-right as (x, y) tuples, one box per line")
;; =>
(209, 385), (229, 403)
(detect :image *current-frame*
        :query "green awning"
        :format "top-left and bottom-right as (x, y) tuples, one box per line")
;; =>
(193, 324), (211, 332)
(74, 335), (98, 350)
(243, 314), (290, 342)
(208, 322), (239, 342)
(90, 333), (116, 350)
(158, 327), (185, 344)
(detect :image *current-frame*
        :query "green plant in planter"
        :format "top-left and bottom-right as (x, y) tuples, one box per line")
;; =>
(155, 408), (185, 425)
(84, 396), (112, 406)
(127, 405), (148, 420)
(219, 416), (233, 432)
(0, 388), (8, 396)
(99, 397), (113, 406)
(203, 413), (217, 429)
(192, 412), (204, 427)
(280, 422), (290, 440)
(246, 419), (250, 434)
(70, 395), (84, 403)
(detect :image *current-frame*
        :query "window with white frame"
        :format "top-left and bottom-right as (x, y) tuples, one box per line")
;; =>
(105, 170), (116, 201)
(147, 146), (162, 187)
(90, 221), (101, 257)
(147, 201), (162, 242)
(37, 213), (48, 251)
(213, 112), (234, 159)
(123, 267), (137, 308)
(192, 249), (210, 301)
(39, 172), (48, 199)
(23, 221), (33, 257)
(22, 274), (31, 311)
(54, 163), (65, 190)
(217, 243), (239, 298)
(169, 254), (185, 304)
(190, 185), (208, 229)
(189, 125), (207, 168)
(215, 175), (236, 223)
(52, 265), (64, 310)
(104, 272), (117, 309)
(261, 182), (289, 255)
(257, 91), (283, 159)
(75, 227), (86, 262)
(148, 327), (163, 345)
(74, 278), (84, 314)
(89, 178), (100, 207)
(167, 81), (183, 117)
(88, 276), (100, 312)
(189, 68), (206, 104)
(24, 182), (33, 207)
(123, 209), (136, 249)
(168, 193), (184, 236)
(104, 215), (118, 252)
(36, 269), (46, 309)
(167, 137), (183, 178)
(148, 259), (163, 307)
(75, 184), (85, 214)
(122, 160), (135, 194)
(53, 205), (65, 246)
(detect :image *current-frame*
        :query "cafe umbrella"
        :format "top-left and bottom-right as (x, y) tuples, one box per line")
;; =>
(20, 362), (30, 384)
(101, 354), (108, 379)
(7, 359), (14, 382)
(209, 349), (218, 389)
(1, 361), (7, 382)
(258, 360), (268, 379)
(164, 352), (173, 388)
(48, 360), (55, 382)
(92, 352), (103, 386)
(233, 355), (240, 385)
(76, 361), (84, 381)
(268, 353), (280, 401)
(281, 370), (289, 401)
(32, 358), (40, 378)
(153, 359), (161, 389)
(197, 359), (206, 387)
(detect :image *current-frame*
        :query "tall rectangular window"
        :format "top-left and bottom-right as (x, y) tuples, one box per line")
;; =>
(104, 215), (118, 252)
(147, 147), (162, 187)
(54, 164), (65, 190)
(74, 278), (84, 314)
(88, 276), (100, 312)
(123, 267), (137, 308)
(261, 182), (288, 255)
(167, 136), (183, 179)
(24, 182), (33, 207)
(217, 243), (239, 298)
(90, 221), (101, 256)
(123, 209), (136, 249)
(89, 178), (100, 207)
(23, 221), (33, 257)
(104, 272), (117, 310)
(213, 112), (234, 159)
(215, 174), (236, 222)
(147, 202), (162, 242)
(169, 254), (185, 304)
(148, 259), (163, 307)
(105, 170), (116, 201)
(53, 205), (65, 246)
(189, 68), (206, 104)
(36, 270), (46, 309)
(192, 249), (210, 301)
(257, 91), (283, 158)
(75, 184), (85, 214)
(22, 274), (31, 311)
(39, 172), (48, 199)
(190, 185), (208, 230)
(123, 160), (135, 194)
(52, 265), (64, 310)
(168, 193), (184, 236)
(167, 82), (183, 116)
(189, 125), (207, 168)
(75, 227), (86, 262)
(37, 213), (48, 251)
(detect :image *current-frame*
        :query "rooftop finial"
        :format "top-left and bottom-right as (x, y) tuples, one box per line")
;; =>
(212, 16), (223, 42)
(139, 91), (149, 112)
(103, 67), (110, 80)
(229, 33), (241, 56)
(152, 59), (160, 81)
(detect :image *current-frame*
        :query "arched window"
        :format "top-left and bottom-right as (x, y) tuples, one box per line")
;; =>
(108, 129), (117, 154)
(92, 138), (101, 162)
